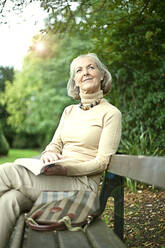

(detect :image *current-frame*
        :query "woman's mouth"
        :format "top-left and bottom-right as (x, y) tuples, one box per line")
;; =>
(83, 78), (93, 82)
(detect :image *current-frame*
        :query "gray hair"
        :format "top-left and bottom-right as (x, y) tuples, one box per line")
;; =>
(67, 53), (112, 100)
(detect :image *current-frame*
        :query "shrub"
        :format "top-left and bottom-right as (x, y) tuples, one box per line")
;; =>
(0, 127), (10, 156)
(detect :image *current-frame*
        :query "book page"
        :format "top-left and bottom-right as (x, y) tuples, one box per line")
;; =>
(14, 158), (74, 176)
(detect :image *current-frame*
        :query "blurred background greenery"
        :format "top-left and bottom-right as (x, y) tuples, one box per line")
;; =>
(0, 0), (164, 159)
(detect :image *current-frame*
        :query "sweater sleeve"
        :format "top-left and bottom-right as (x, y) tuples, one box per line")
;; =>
(63, 109), (122, 176)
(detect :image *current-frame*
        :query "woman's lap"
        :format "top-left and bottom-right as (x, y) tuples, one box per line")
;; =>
(0, 163), (97, 202)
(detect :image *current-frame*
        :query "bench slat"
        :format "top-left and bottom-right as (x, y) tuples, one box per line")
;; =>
(26, 219), (126, 248)
(26, 230), (58, 248)
(58, 230), (91, 248)
(86, 218), (126, 248)
(108, 155), (165, 188)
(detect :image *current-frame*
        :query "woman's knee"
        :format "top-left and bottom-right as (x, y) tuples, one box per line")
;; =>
(0, 162), (13, 169)
(0, 189), (33, 248)
(0, 190), (33, 218)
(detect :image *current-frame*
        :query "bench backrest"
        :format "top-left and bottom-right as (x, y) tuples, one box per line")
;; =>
(108, 154), (165, 188)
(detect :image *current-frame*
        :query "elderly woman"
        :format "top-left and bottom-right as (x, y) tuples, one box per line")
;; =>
(0, 53), (121, 248)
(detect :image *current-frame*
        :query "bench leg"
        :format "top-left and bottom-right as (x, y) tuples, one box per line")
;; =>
(113, 176), (124, 241)
(99, 173), (124, 241)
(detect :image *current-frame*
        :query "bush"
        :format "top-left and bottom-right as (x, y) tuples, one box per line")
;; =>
(0, 130), (10, 156)
(119, 125), (164, 156)
(12, 133), (40, 149)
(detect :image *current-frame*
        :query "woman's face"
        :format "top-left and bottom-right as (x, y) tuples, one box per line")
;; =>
(74, 57), (103, 94)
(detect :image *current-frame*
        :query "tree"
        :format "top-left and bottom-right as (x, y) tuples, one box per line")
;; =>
(0, 124), (9, 156)
(2, 33), (95, 147)
(0, 66), (14, 91)
(43, 0), (165, 154)
(1, 0), (165, 154)
(0, 66), (14, 147)
(36, 0), (165, 154)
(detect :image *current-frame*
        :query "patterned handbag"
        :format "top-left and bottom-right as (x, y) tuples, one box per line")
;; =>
(26, 190), (100, 231)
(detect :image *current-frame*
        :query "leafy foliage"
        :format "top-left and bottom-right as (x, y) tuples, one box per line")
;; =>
(1, 0), (165, 155)
(0, 66), (14, 91)
(1, 34), (94, 147)
(0, 124), (9, 156)
(0, 66), (15, 145)
(38, 0), (165, 154)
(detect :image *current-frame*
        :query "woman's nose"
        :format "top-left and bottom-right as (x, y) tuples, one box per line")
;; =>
(83, 68), (89, 75)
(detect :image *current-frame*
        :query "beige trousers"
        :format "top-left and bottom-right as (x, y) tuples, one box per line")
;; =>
(0, 162), (97, 248)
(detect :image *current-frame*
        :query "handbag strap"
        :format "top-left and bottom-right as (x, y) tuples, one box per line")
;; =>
(59, 216), (83, 231)
(27, 214), (94, 232)
(27, 217), (65, 231)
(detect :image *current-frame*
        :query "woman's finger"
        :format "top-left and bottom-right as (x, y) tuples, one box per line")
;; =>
(57, 154), (64, 159)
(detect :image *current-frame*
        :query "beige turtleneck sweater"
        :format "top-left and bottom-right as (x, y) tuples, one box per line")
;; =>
(44, 90), (122, 184)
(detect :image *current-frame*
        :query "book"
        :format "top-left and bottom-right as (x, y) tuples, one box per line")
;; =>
(14, 158), (73, 176)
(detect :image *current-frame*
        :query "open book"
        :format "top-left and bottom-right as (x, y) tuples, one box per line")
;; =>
(14, 158), (73, 176)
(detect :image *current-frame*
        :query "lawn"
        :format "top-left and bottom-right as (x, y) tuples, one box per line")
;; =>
(0, 149), (41, 164)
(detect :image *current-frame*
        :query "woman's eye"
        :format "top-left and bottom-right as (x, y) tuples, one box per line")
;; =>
(76, 69), (81, 73)
(89, 66), (94, 69)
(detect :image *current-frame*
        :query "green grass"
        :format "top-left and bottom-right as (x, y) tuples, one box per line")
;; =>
(0, 149), (41, 164)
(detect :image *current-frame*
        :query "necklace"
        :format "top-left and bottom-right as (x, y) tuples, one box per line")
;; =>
(79, 99), (101, 110)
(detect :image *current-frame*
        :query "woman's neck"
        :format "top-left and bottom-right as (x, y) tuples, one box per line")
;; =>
(79, 90), (103, 105)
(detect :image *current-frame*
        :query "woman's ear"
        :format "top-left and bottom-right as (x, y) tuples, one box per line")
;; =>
(74, 80), (78, 89)
(100, 72), (104, 81)
(75, 80), (79, 87)
(101, 75), (104, 81)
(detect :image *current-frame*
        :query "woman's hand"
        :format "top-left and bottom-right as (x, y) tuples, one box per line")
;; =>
(41, 151), (63, 164)
(44, 164), (67, 176)
(41, 151), (67, 176)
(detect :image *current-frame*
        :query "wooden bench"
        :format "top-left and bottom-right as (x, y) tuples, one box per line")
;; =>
(9, 154), (165, 248)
